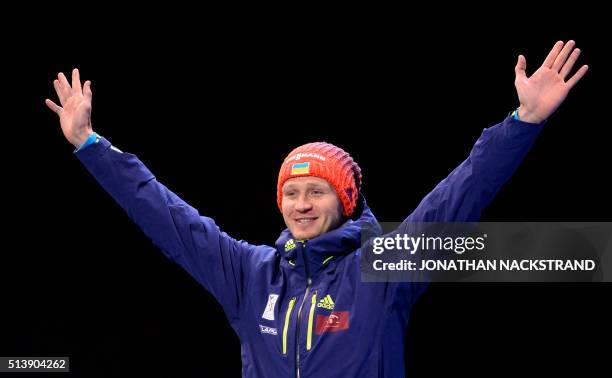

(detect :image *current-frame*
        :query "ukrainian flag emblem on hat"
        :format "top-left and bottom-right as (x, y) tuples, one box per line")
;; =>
(291, 162), (310, 175)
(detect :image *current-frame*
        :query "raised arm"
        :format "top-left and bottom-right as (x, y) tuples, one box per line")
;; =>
(45, 69), (254, 322)
(385, 41), (590, 305)
(405, 40), (588, 223)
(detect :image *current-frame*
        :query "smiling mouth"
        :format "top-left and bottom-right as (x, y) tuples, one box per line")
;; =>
(295, 217), (318, 224)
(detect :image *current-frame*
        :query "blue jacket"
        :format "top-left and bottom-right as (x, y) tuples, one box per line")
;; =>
(75, 116), (543, 377)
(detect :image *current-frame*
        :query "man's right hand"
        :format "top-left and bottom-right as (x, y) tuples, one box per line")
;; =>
(45, 68), (94, 148)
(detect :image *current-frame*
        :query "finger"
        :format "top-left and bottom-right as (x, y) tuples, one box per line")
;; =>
(514, 54), (527, 80)
(83, 80), (92, 102)
(542, 40), (564, 68)
(45, 99), (62, 115)
(57, 72), (72, 100)
(53, 79), (67, 105)
(566, 65), (589, 90)
(560, 48), (581, 80)
(552, 40), (576, 72)
(72, 68), (82, 95)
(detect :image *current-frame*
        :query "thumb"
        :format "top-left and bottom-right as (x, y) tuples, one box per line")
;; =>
(515, 54), (527, 80)
(45, 99), (62, 115)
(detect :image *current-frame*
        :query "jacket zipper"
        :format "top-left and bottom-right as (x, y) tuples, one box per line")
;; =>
(307, 291), (317, 351)
(295, 242), (311, 378)
(283, 297), (296, 355)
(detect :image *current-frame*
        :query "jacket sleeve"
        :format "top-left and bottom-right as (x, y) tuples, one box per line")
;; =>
(393, 116), (544, 305)
(75, 136), (252, 322)
(405, 115), (544, 223)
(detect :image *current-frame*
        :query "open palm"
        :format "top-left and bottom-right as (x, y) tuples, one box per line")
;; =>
(514, 40), (588, 123)
(46, 68), (94, 148)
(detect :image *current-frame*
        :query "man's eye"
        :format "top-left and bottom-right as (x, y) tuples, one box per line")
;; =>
(311, 190), (323, 196)
(285, 191), (296, 197)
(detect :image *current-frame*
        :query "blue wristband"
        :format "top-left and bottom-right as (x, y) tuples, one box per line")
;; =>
(74, 132), (99, 153)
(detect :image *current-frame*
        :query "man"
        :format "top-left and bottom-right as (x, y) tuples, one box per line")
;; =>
(46, 41), (587, 377)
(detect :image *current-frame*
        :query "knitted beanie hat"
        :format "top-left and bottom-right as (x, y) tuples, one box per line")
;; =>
(277, 142), (362, 217)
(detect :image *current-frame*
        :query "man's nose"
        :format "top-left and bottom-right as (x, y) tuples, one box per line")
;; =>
(295, 194), (313, 212)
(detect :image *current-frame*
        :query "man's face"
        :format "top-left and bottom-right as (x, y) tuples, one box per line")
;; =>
(281, 176), (344, 240)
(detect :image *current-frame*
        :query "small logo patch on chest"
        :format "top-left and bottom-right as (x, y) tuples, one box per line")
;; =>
(262, 294), (279, 320)
(317, 294), (335, 310)
(259, 325), (278, 335)
(316, 311), (350, 335)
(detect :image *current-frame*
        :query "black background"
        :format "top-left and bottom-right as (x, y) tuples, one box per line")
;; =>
(2, 7), (610, 377)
